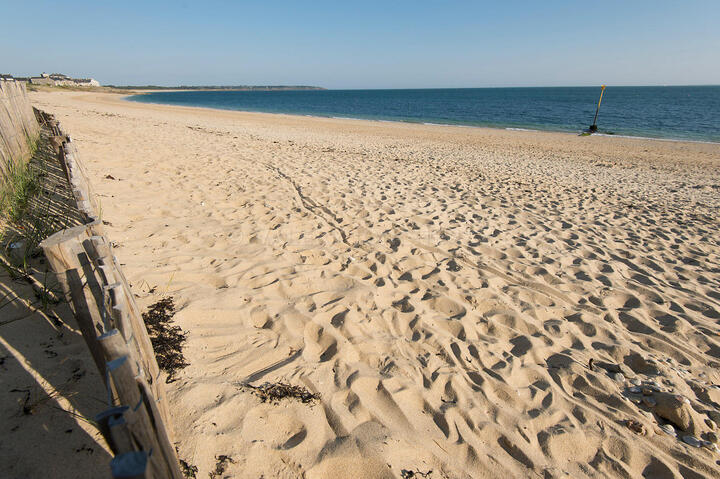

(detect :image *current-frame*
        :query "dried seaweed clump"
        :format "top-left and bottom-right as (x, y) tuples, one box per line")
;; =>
(242, 382), (320, 404)
(142, 297), (188, 383)
(209, 455), (234, 479)
(179, 459), (198, 479)
(401, 470), (433, 479)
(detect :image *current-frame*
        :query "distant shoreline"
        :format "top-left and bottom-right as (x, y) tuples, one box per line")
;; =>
(109, 85), (325, 92)
(124, 88), (720, 145)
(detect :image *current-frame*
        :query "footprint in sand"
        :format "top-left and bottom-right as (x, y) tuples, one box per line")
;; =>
(303, 321), (338, 362)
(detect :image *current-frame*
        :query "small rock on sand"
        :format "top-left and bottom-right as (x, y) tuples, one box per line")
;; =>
(250, 306), (272, 328)
(654, 393), (703, 435)
(708, 411), (720, 424)
(682, 436), (702, 447)
(642, 396), (657, 407)
(625, 353), (659, 375)
(626, 419), (647, 435)
(606, 363), (628, 375)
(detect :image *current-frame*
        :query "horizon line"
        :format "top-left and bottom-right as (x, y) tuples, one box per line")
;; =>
(123, 83), (720, 90)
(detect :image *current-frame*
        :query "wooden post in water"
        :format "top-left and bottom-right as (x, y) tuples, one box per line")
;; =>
(588, 85), (606, 133)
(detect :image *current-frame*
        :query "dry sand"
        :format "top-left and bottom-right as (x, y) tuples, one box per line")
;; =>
(26, 90), (720, 478)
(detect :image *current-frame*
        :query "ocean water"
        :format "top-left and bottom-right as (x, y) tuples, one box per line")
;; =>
(128, 86), (720, 143)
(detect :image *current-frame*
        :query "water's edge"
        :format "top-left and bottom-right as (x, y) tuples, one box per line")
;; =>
(125, 91), (720, 145)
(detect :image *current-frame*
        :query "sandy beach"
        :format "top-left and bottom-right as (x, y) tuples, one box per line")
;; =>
(27, 90), (720, 478)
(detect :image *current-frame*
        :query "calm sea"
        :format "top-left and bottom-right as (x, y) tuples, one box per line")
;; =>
(128, 86), (720, 143)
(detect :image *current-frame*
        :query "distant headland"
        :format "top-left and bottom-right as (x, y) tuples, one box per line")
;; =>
(1, 73), (325, 92)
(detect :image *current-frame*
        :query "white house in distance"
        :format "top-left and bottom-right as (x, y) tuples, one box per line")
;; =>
(29, 73), (100, 87)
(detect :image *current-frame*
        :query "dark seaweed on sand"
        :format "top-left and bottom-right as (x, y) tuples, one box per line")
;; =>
(142, 297), (188, 383)
(208, 455), (234, 479)
(179, 459), (198, 479)
(241, 382), (320, 404)
(401, 470), (433, 479)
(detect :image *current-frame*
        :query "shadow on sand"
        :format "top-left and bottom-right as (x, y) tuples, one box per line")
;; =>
(0, 125), (111, 477)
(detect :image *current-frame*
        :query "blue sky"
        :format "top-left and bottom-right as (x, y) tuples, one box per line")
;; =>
(1, 1), (718, 88)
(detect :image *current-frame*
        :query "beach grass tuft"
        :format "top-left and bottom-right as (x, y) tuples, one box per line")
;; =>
(0, 153), (40, 223)
(1, 131), (66, 309)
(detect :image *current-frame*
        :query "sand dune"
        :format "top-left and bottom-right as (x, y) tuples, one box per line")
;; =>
(30, 90), (720, 478)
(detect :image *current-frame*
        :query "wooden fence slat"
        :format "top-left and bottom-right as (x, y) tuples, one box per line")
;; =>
(41, 225), (107, 378)
(113, 261), (160, 379)
(137, 378), (183, 479)
(106, 283), (132, 338)
(110, 451), (152, 479)
(106, 256), (173, 436)
(108, 413), (136, 455)
(82, 233), (173, 439)
(88, 235), (113, 259)
(65, 267), (108, 380)
(99, 329), (182, 479)
(95, 406), (130, 455)
(105, 283), (151, 400)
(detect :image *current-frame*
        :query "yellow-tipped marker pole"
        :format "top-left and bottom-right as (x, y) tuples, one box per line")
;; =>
(589, 85), (606, 133)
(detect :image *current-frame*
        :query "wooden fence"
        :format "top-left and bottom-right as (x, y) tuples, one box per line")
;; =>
(37, 111), (183, 478)
(0, 79), (40, 176)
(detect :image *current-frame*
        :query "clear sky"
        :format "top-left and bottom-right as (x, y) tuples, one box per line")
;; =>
(1, 0), (719, 88)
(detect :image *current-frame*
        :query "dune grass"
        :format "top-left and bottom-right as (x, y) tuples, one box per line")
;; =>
(0, 134), (40, 223)
(0, 131), (68, 314)
(0, 160), (39, 223)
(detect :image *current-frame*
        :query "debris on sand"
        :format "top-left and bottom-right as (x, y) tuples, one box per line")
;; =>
(142, 297), (188, 383)
(626, 419), (647, 435)
(208, 455), (234, 479)
(174, 446), (198, 478)
(240, 382), (319, 404)
(179, 458), (198, 478)
(401, 469), (433, 478)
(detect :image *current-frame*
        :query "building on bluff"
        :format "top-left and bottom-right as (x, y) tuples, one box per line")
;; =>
(28, 72), (100, 87)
